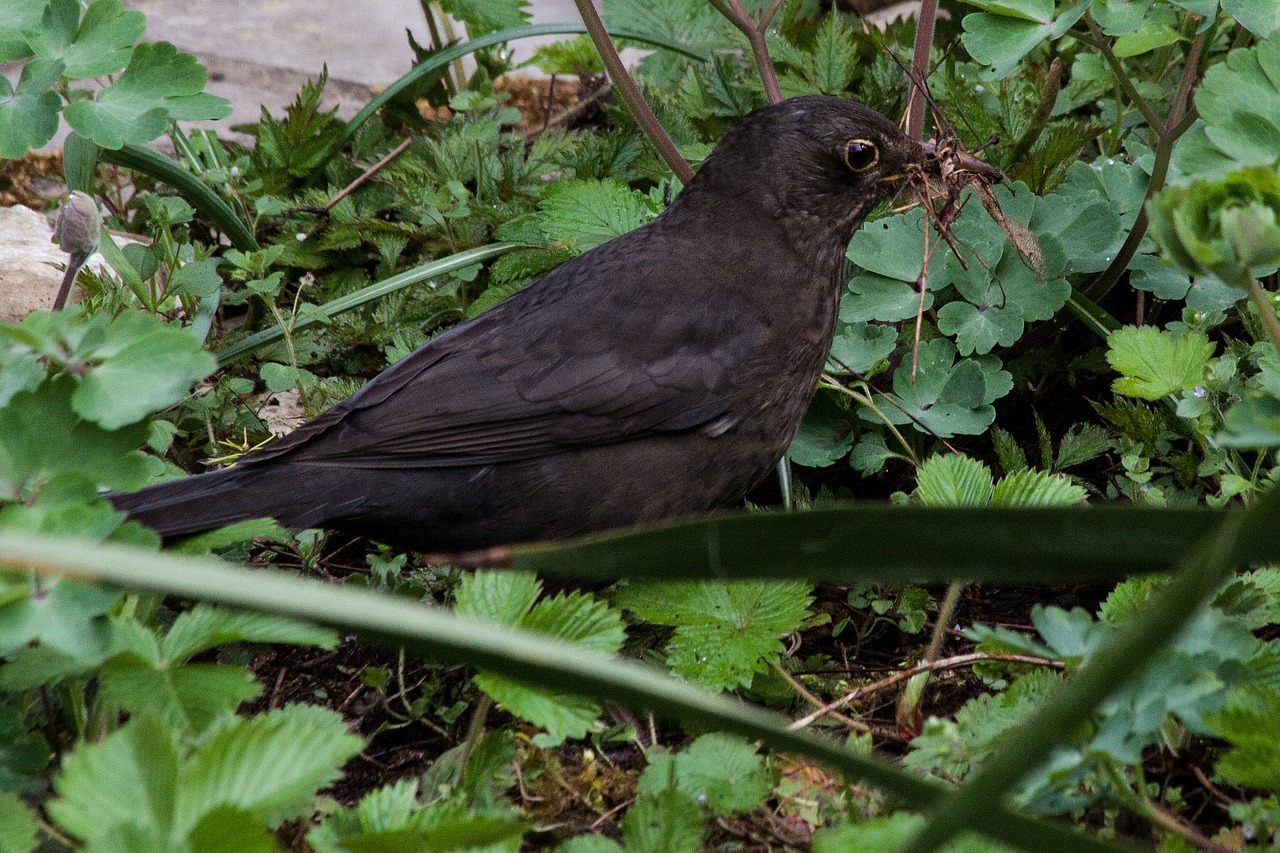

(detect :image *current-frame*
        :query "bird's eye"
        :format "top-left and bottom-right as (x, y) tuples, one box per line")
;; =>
(844, 139), (879, 173)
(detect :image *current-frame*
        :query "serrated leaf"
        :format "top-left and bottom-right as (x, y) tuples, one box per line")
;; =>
(1107, 326), (1214, 400)
(62, 41), (231, 149)
(622, 787), (703, 853)
(161, 604), (337, 661)
(0, 576), (118, 660)
(456, 572), (625, 741)
(0, 58), (64, 158)
(638, 734), (771, 817)
(438, 0), (530, 34)
(538, 179), (653, 253)
(915, 454), (995, 507)
(175, 704), (364, 831)
(48, 713), (181, 843)
(991, 469), (1087, 507)
(617, 581), (812, 691)
(1177, 38), (1280, 179)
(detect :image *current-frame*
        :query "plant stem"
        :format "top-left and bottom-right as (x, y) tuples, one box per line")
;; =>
(573, 0), (694, 182)
(1082, 25), (1206, 301)
(1245, 272), (1280, 357)
(709, 0), (784, 104)
(906, 0), (941, 139)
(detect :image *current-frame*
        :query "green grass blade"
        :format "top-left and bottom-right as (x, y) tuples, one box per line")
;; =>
(214, 242), (519, 365)
(508, 504), (1265, 584)
(900, 485), (1280, 853)
(333, 23), (709, 155)
(0, 531), (1138, 853)
(102, 144), (258, 252)
(1066, 287), (1121, 339)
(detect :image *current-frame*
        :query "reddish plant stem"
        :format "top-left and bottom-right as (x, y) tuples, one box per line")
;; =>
(573, 0), (693, 182)
(710, 0), (784, 104)
(906, 0), (940, 139)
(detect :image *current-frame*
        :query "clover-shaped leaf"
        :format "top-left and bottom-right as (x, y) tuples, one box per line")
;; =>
(62, 41), (231, 149)
(961, 0), (1090, 79)
(0, 0), (45, 62)
(0, 57), (63, 158)
(865, 339), (1012, 437)
(27, 0), (145, 79)
(1175, 38), (1280, 180)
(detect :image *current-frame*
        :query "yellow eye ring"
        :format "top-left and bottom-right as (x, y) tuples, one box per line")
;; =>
(844, 139), (879, 172)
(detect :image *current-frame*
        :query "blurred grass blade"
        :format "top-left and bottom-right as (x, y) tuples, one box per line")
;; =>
(900, 485), (1280, 853)
(215, 242), (519, 365)
(507, 504), (1267, 584)
(333, 22), (709, 156)
(62, 132), (98, 194)
(1066, 287), (1121, 338)
(101, 144), (258, 252)
(0, 531), (1137, 853)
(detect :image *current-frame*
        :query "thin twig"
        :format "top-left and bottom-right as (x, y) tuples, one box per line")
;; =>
(325, 136), (413, 212)
(789, 652), (1062, 730)
(573, 0), (694, 182)
(772, 663), (872, 733)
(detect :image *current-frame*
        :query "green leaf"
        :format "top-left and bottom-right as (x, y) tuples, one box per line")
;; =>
(309, 775), (528, 853)
(457, 572), (626, 741)
(1220, 391), (1280, 447)
(0, 706), (50, 792)
(27, 0), (145, 79)
(0, 57), (64, 158)
(992, 470), (1087, 507)
(915, 454), (995, 507)
(48, 713), (182, 844)
(638, 734), (772, 817)
(868, 340), (1011, 438)
(0, 576), (118, 660)
(827, 321), (897, 374)
(1112, 21), (1182, 57)
(617, 581), (813, 691)
(0, 790), (38, 853)
(0, 0), (45, 61)
(62, 41), (231, 149)
(161, 604), (337, 661)
(961, 0), (1089, 78)
(1177, 38), (1280, 179)
(1106, 326), (1215, 400)
(622, 786), (703, 853)
(438, 0), (530, 34)
(788, 394), (854, 468)
(1222, 0), (1280, 35)
(69, 312), (216, 429)
(538, 179), (653, 254)
(175, 704), (364, 830)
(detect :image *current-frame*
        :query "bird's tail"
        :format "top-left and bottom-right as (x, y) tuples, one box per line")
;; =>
(107, 465), (330, 541)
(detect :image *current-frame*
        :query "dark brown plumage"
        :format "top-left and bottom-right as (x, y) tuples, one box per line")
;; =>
(111, 96), (929, 551)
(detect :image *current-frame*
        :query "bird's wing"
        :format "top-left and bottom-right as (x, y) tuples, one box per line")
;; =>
(248, 250), (766, 469)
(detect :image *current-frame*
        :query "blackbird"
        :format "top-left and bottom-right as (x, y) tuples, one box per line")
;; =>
(112, 96), (935, 552)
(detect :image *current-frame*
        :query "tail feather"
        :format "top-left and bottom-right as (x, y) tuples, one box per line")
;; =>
(108, 465), (350, 541)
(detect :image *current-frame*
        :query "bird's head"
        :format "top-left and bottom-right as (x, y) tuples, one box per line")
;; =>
(677, 96), (987, 248)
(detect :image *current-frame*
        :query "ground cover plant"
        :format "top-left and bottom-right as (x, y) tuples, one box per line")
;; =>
(2, 0), (1280, 850)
